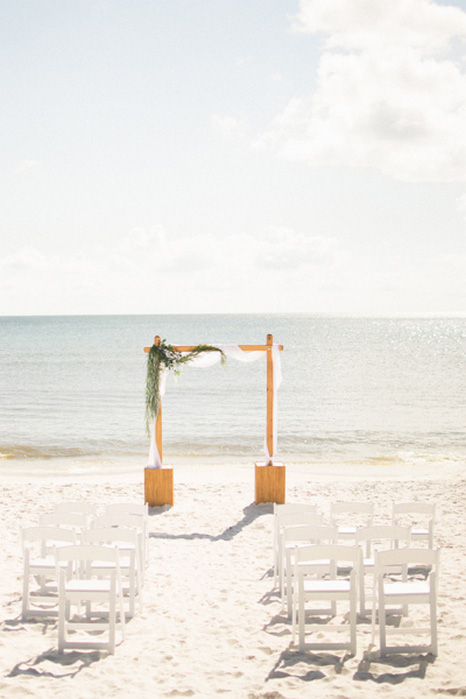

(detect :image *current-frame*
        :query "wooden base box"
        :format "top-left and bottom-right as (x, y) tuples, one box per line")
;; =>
(254, 462), (286, 504)
(144, 467), (174, 507)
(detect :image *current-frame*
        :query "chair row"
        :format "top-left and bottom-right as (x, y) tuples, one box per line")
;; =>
(32, 501), (149, 566)
(271, 502), (438, 657)
(289, 542), (439, 657)
(21, 501), (149, 654)
(273, 501), (435, 590)
(281, 522), (419, 619)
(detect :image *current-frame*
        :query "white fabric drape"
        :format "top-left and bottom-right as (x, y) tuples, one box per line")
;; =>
(147, 344), (282, 468)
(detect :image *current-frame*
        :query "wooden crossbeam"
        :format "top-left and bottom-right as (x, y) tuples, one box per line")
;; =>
(145, 334), (283, 465)
(144, 342), (284, 353)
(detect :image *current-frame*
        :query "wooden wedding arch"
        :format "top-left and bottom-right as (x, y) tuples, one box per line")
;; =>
(143, 333), (284, 506)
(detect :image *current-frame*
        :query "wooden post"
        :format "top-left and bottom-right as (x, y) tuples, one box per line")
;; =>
(144, 336), (173, 507)
(255, 333), (286, 504)
(154, 336), (163, 464)
(266, 333), (274, 466)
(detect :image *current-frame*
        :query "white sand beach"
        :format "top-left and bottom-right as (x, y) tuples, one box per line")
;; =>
(1, 461), (465, 698)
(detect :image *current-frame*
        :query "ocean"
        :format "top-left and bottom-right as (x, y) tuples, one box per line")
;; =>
(0, 314), (465, 477)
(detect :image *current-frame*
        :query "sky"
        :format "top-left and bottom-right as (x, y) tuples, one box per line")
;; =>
(1, 0), (466, 316)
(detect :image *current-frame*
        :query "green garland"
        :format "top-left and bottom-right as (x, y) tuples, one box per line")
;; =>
(145, 340), (226, 436)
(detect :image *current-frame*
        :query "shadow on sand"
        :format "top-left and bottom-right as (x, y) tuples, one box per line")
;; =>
(148, 502), (272, 542)
(353, 649), (435, 684)
(266, 648), (352, 683)
(7, 647), (103, 679)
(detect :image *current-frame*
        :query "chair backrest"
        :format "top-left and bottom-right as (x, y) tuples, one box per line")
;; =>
(53, 502), (99, 516)
(283, 524), (338, 547)
(392, 502), (435, 527)
(39, 512), (89, 530)
(55, 543), (120, 580)
(276, 512), (322, 532)
(392, 502), (435, 517)
(295, 543), (361, 571)
(22, 525), (77, 557)
(392, 502), (435, 545)
(356, 524), (411, 558)
(93, 512), (143, 527)
(82, 527), (139, 546)
(375, 546), (440, 576)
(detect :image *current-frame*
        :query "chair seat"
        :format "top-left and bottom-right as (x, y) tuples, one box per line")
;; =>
(338, 526), (357, 535)
(91, 558), (132, 570)
(303, 579), (351, 594)
(29, 559), (56, 572)
(290, 556), (330, 567)
(66, 579), (115, 593)
(383, 581), (430, 597)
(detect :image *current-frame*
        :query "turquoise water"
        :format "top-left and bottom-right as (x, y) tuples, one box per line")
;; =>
(1, 314), (465, 475)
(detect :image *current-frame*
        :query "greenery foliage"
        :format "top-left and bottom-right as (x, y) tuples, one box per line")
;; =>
(145, 340), (226, 436)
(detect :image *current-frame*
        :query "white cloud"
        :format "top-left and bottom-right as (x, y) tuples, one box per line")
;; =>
(0, 227), (350, 314)
(210, 114), (247, 140)
(253, 227), (346, 270)
(292, 0), (466, 53)
(1, 226), (465, 315)
(258, 0), (466, 182)
(1, 246), (56, 271)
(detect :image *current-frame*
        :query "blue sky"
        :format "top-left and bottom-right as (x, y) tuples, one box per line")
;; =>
(1, 0), (466, 315)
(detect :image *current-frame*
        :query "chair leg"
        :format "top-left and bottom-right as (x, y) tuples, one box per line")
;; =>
(109, 587), (116, 655)
(430, 574), (438, 655)
(22, 570), (29, 620)
(359, 568), (366, 616)
(350, 583), (357, 655)
(378, 578), (387, 657)
(286, 565), (292, 618)
(58, 577), (65, 653)
(371, 583), (377, 646)
(118, 579), (126, 641)
(128, 573), (135, 618)
(298, 579), (305, 651)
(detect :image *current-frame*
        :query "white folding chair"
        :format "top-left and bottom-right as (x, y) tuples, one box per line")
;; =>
(273, 504), (319, 587)
(274, 510), (322, 592)
(283, 524), (337, 618)
(81, 527), (142, 618)
(56, 544), (126, 655)
(356, 524), (411, 616)
(392, 502), (435, 548)
(330, 501), (374, 543)
(372, 547), (440, 656)
(21, 526), (77, 619)
(293, 544), (360, 654)
(92, 513), (147, 581)
(104, 503), (149, 566)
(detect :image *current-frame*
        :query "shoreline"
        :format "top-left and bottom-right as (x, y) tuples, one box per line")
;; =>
(1, 456), (464, 484)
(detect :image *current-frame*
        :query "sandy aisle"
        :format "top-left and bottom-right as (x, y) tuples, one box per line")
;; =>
(0, 462), (465, 698)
